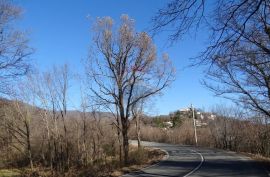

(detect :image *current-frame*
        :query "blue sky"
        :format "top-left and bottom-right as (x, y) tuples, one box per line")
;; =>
(14, 0), (228, 115)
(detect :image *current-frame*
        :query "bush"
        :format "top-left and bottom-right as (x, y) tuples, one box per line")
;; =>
(128, 148), (147, 165)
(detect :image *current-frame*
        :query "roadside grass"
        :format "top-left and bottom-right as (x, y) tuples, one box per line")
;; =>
(1, 146), (166, 177)
(0, 169), (21, 177)
(78, 146), (166, 177)
(110, 146), (166, 177)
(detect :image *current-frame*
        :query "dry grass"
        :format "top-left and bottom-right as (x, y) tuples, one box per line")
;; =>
(110, 146), (166, 177)
(9, 146), (166, 177)
(0, 169), (21, 177)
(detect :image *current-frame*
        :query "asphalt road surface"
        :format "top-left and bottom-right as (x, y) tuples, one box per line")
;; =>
(123, 141), (269, 177)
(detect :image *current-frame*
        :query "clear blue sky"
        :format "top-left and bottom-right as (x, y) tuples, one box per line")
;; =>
(14, 0), (228, 115)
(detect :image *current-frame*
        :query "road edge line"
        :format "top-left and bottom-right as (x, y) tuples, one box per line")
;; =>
(183, 149), (204, 177)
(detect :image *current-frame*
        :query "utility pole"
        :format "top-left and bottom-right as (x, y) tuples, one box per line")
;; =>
(191, 104), (198, 146)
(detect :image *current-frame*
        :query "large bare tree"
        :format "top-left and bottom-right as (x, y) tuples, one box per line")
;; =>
(152, 0), (270, 119)
(0, 0), (32, 95)
(87, 15), (174, 164)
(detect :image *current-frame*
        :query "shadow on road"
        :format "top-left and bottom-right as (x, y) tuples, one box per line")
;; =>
(126, 159), (268, 177)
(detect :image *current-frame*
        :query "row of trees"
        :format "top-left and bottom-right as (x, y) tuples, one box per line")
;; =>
(131, 105), (270, 157)
(0, 77), (118, 175)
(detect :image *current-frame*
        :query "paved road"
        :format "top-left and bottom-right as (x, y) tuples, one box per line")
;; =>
(123, 141), (269, 177)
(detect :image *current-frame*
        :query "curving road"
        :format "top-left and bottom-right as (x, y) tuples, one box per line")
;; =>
(123, 141), (269, 177)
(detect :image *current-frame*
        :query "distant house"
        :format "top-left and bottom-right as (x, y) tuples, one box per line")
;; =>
(196, 112), (205, 119)
(195, 119), (208, 127)
(177, 107), (218, 127)
(180, 108), (190, 112)
(202, 112), (216, 120)
(210, 114), (216, 120)
(163, 121), (173, 128)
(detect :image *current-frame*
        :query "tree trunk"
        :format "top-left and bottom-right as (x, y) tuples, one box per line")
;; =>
(119, 92), (129, 165)
(28, 146), (34, 170)
(25, 119), (33, 170)
(117, 120), (122, 163)
(122, 125), (129, 165)
(26, 130), (33, 170)
(135, 115), (141, 148)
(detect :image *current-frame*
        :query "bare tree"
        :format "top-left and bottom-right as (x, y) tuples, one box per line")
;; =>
(152, 0), (270, 119)
(1, 83), (35, 170)
(54, 64), (71, 169)
(27, 64), (72, 172)
(152, 0), (205, 42)
(0, 0), (32, 95)
(78, 84), (89, 166)
(199, 4), (270, 120)
(87, 15), (174, 164)
(152, 0), (266, 43)
(131, 96), (146, 149)
(132, 104), (142, 148)
(28, 71), (56, 170)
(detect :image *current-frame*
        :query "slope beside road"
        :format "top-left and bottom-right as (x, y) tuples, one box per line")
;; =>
(123, 141), (269, 177)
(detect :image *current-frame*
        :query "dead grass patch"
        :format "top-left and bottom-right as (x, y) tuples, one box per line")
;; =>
(110, 146), (166, 177)
(0, 169), (21, 177)
(5, 145), (166, 177)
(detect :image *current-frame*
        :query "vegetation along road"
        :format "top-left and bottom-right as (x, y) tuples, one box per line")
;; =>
(123, 141), (269, 177)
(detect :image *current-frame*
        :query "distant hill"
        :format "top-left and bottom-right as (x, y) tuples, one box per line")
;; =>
(0, 97), (115, 121)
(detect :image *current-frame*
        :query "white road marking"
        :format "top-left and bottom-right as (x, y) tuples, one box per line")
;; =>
(183, 149), (204, 177)
(124, 141), (205, 177)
